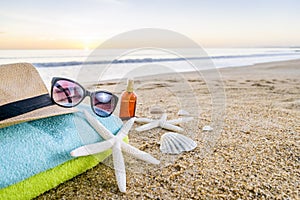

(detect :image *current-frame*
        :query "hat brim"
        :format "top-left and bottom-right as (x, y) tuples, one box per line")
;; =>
(0, 105), (77, 129)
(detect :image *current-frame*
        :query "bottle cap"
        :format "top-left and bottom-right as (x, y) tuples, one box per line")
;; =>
(126, 79), (134, 92)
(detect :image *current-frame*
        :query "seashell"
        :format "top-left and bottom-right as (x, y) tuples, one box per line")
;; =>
(150, 105), (165, 114)
(160, 132), (197, 154)
(177, 109), (191, 116)
(202, 125), (213, 131)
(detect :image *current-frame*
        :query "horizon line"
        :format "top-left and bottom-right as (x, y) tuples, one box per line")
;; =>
(1, 46), (300, 50)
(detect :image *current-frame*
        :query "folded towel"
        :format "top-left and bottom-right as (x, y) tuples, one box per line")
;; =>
(0, 106), (123, 199)
(0, 155), (103, 200)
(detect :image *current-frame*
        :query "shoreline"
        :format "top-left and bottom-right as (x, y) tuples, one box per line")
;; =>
(34, 58), (300, 90)
(83, 58), (300, 84)
(84, 59), (300, 96)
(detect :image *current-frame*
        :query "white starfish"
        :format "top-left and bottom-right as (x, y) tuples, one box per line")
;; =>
(135, 113), (193, 132)
(70, 110), (160, 193)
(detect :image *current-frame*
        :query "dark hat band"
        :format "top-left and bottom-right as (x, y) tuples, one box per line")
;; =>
(0, 94), (54, 121)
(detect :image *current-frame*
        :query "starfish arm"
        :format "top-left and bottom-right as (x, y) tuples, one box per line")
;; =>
(121, 142), (160, 165)
(70, 138), (115, 157)
(135, 118), (153, 124)
(116, 117), (136, 140)
(135, 121), (160, 132)
(83, 110), (114, 139)
(167, 117), (194, 125)
(161, 123), (184, 132)
(112, 141), (127, 193)
(160, 113), (168, 122)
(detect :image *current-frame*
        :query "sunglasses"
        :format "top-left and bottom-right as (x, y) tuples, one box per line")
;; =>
(51, 77), (118, 117)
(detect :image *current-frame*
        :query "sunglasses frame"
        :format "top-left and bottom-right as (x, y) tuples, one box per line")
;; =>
(51, 77), (119, 118)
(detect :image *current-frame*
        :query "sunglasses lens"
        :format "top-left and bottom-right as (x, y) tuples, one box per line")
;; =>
(92, 92), (116, 117)
(52, 80), (84, 107)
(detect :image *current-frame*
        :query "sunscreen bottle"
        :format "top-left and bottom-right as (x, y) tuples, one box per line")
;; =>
(119, 79), (137, 120)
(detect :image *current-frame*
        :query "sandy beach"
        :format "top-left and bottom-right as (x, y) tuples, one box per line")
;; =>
(35, 59), (300, 199)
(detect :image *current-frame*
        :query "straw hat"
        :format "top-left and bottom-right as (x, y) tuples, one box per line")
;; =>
(0, 63), (76, 128)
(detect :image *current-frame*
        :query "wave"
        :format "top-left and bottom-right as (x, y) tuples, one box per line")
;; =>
(33, 52), (300, 68)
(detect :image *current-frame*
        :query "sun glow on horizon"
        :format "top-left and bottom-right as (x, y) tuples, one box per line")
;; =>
(0, 0), (300, 49)
(81, 37), (99, 51)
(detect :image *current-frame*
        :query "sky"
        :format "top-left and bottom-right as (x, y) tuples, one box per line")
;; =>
(0, 0), (299, 49)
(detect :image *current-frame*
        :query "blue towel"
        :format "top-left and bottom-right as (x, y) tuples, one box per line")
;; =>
(0, 106), (122, 189)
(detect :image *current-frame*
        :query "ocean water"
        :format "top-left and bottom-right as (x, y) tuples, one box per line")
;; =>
(0, 48), (300, 86)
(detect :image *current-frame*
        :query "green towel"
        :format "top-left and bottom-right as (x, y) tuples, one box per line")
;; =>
(0, 154), (107, 200)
